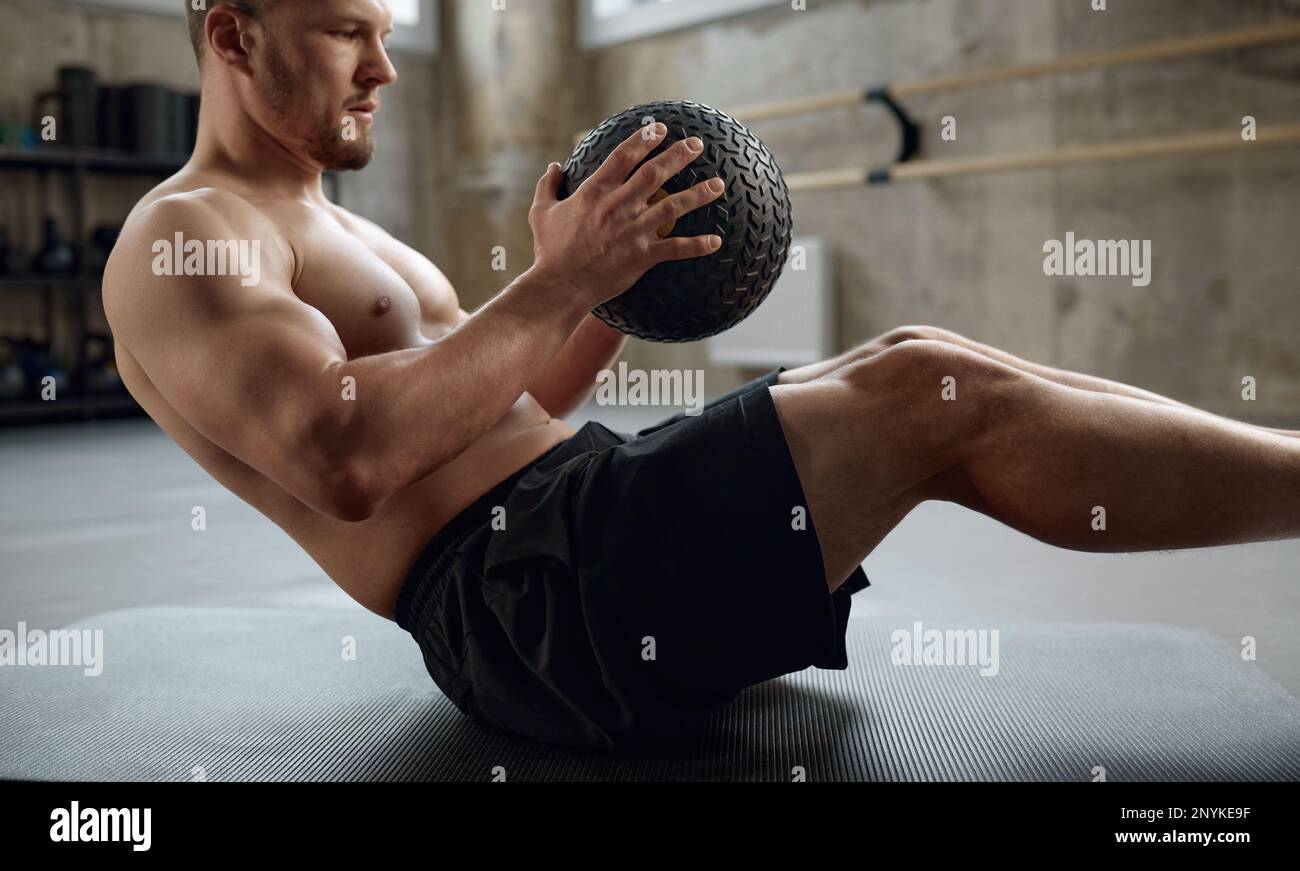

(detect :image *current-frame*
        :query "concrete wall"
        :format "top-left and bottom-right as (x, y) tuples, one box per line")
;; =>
(429, 0), (580, 312)
(577, 0), (1300, 419)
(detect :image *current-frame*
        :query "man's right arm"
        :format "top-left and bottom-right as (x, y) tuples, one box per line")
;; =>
(323, 268), (591, 516)
(105, 193), (587, 522)
(107, 124), (723, 521)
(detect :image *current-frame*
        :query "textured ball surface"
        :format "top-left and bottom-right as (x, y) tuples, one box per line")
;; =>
(561, 100), (793, 343)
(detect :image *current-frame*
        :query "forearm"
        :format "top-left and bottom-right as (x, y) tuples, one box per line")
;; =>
(528, 314), (628, 419)
(328, 268), (587, 505)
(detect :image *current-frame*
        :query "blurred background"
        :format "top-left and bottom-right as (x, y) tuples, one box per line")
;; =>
(1, 1), (1298, 691)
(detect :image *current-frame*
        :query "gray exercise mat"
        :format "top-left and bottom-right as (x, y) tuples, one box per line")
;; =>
(2, 606), (1298, 781)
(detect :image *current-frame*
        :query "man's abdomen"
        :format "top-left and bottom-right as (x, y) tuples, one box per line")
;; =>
(279, 400), (576, 618)
(120, 344), (575, 620)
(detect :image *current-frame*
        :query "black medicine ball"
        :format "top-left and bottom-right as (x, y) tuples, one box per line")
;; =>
(560, 100), (793, 343)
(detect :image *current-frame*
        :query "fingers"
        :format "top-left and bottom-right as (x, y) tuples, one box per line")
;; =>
(584, 122), (668, 193)
(532, 162), (562, 207)
(651, 232), (723, 263)
(623, 136), (705, 204)
(639, 177), (725, 233)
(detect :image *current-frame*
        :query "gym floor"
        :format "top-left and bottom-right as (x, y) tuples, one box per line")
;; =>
(5, 404), (1298, 698)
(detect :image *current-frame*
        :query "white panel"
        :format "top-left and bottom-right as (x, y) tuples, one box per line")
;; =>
(708, 236), (833, 368)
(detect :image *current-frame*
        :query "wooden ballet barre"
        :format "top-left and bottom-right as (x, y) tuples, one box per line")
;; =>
(729, 19), (1300, 122)
(572, 21), (1300, 145)
(784, 123), (1300, 190)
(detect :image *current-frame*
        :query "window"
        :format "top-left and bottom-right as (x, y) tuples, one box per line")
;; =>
(389, 0), (422, 27)
(59, 0), (439, 56)
(581, 0), (788, 49)
(593, 0), (641, 17)
(386, 0), (438, 54)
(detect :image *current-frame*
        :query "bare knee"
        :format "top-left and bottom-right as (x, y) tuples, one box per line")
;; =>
(879, 324), (968, 348)
(771, 340), (1033, 577)
(787, 325), (971, 385)
(835, 339), (1025, 471)
(835, 324), (969, 367)
(839, 338), (1008, 395)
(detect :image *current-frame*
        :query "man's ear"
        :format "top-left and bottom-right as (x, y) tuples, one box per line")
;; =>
(206, 4), (256, 75)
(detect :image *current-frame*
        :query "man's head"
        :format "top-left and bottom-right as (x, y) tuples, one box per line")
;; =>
(187, 0), (398, 171)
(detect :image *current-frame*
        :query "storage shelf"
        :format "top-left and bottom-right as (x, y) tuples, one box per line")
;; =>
(0, 393), (142, 425)
(0, 147), (167, 426)
(0, 273), (100, 290)
(0, 146), (187, 175)
(0, 143), (340, 426)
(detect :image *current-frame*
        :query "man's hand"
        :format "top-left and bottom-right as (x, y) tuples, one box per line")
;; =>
(527, 122), (725, 310)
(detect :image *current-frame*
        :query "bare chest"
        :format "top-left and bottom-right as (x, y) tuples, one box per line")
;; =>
(287, 212), (458, 358)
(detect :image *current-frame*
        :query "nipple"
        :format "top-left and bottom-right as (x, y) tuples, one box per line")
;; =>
(372, 295), (392, 316)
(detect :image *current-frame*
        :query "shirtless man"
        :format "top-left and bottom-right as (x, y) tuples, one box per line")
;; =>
(105, 0), (1300, 750)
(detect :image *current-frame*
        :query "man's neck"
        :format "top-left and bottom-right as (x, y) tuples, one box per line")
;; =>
(188, 88), (329, 206)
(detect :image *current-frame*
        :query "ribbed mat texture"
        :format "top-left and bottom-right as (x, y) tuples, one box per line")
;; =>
(2, 607), (1297, 781)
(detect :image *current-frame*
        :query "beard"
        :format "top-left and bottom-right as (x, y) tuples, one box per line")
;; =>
(259, 36), (375, 172)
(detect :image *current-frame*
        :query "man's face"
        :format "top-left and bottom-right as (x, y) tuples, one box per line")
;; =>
(249, 0), (398, 171)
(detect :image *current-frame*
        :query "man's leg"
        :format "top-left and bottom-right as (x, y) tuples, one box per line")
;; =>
(779, 325), (1299, 439)
(770, 339), (1300, 591)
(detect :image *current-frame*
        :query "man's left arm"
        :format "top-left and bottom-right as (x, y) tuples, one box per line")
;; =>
(451, 307), (625, 419)
(525, 313), (626, 419)
(400, 227), (627, 420)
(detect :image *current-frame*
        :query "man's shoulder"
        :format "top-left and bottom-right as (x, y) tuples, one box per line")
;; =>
(105, 180), (294, 317)
(123, 180), (274, 241)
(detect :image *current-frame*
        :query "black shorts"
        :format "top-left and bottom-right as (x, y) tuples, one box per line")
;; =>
(395, 369), (870, 751)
